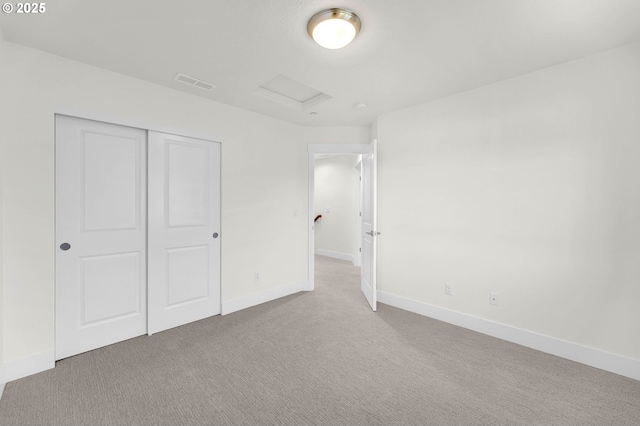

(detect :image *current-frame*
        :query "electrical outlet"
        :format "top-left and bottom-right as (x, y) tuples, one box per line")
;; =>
(326, 207), (331, 213)
(489, 292), (499, 306)
(255, 272), (260, 281)
(445, 283), (453, 296)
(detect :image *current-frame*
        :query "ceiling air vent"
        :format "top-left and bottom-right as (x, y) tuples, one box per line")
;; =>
(174, 73), (216, 91)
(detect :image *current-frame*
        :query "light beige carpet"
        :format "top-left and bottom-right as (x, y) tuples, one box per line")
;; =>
(0, 255), (639, 425)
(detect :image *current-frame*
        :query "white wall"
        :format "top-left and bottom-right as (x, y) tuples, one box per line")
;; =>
(377, 41), (640, 362)
(0, 24), (6, 389)
(0, 41), (369, 373)
(314, 155), (360, 262)
(302, 126), (370, 146)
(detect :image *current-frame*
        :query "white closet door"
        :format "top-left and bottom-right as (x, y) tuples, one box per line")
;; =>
(148, 131), (221, 334)
(55, 115), (147, 360)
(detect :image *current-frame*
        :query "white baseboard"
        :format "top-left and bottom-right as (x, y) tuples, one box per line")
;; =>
(315, 249), (355, 264)
(378, 291), (640, 381)
(221, 281), (308, 315)
(3, 349), (55, 383)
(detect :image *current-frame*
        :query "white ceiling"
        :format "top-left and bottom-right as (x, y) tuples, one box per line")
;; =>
(2, 0), (640, 127)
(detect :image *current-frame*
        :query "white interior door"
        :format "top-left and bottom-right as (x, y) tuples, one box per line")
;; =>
(148, 131), (221, 334)
(361, 140), (378, 311)
(55, 115), (147, 360)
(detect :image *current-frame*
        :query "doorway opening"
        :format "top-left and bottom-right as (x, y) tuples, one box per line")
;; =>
(313, 153), (363, 303)
(307, 142), (377, 311)
(313, 154), (362, 266)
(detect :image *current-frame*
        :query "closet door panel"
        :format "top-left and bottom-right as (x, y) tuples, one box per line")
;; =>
(55, 115), (147, 360)
(148, 131), (221, 334)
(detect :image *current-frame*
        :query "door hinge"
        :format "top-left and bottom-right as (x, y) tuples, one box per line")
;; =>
(359, 212), (362, 217)
(359, 176), (362, 181)
(359, 248), (362, 252)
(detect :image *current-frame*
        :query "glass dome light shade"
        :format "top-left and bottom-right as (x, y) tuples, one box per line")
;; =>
(308, 8), (361, 49)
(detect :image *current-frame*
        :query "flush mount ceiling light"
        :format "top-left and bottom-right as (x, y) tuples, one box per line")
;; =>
(307, 8), (361, 49)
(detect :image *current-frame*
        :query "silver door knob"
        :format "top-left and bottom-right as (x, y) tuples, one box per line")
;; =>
(60, 243), (71, 251)
(212, 232), (219, 238)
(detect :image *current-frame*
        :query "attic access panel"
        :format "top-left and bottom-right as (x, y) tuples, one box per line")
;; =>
(256, 75), (331, 110)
